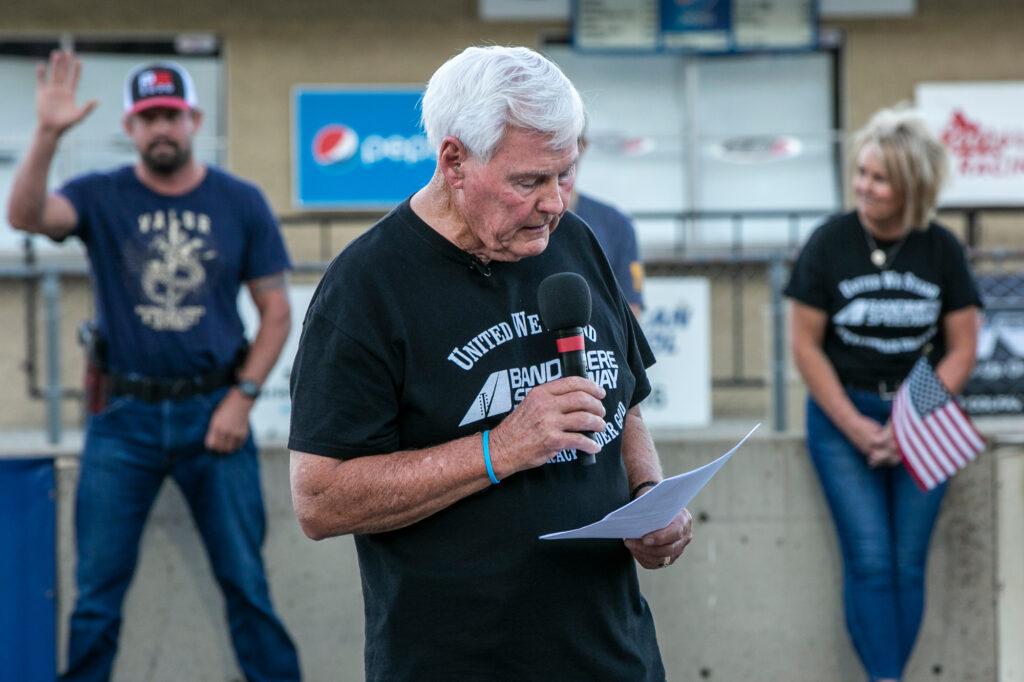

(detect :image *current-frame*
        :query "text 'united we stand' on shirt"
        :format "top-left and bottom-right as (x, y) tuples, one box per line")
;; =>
(451, 309), (627, 462)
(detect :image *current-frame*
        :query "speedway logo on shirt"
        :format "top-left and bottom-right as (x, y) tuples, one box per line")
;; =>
(832, 270), (941, 355)
(448, 309), (627, 464)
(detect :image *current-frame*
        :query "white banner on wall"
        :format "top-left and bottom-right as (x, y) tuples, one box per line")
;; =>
(640, 277), (711, 428)
(917, 82), (1024, 207)
(239, 285), (315, 446)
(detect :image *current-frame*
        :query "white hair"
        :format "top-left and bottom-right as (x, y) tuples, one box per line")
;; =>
(420, 45), (586, 161)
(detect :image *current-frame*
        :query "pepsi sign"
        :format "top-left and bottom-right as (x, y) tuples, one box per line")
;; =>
(312, 124), (360, 165)
(293, 88), (436, 209)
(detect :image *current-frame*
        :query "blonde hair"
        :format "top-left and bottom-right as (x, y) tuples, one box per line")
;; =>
(849, 106), (949, 229)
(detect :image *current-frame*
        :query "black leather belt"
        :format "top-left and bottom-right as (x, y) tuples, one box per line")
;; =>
(110, 365), (236, 402)
(845, 379), (902, 399)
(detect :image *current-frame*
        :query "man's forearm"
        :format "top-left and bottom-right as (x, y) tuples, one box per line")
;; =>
(291, 376), (606, 539)
(291, 434), (494, 538)
(238, 314), (289, 385)
(7, 127), (60, 233)
(239, 282), (291, 385)
(621, 406), (662, 492)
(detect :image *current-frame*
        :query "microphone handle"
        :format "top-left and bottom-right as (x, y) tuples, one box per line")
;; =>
(556, 328), (597, 466)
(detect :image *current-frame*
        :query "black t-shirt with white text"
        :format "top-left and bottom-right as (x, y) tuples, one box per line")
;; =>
(784, 211), (981, 385)
(288, 200), (663, 681)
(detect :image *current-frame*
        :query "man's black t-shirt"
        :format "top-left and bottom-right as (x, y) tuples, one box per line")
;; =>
(784, 211), (981, 385)
(288, 200), (663, 681)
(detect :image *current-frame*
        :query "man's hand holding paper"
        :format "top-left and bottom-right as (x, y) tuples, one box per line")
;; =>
(540, 425), (760, 554)
(625, 504), (694, 569)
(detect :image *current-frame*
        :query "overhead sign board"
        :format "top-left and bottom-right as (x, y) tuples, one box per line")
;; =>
(292, 88), (435, 209)
(574, 0), (818, 54)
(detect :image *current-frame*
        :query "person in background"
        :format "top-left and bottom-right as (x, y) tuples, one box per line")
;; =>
(785, 107), (980, 682)
(6, 52), (300, 681)
(569, 136), (645, 317)
(289, 45), (691, 681)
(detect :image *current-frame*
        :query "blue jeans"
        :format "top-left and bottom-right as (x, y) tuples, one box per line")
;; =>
(806, 390), (946, 681)
(62, 388), (300, 681)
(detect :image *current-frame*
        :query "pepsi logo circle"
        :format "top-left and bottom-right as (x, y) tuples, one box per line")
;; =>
(313, 124), (359, 165)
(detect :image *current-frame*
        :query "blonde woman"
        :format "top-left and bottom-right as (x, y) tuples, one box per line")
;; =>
(785, 108), (980, 682)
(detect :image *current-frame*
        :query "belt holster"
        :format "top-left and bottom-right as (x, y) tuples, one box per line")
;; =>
(79, 320), (110, 415)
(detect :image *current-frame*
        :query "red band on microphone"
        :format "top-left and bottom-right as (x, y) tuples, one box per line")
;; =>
(556, 335), (585, 353)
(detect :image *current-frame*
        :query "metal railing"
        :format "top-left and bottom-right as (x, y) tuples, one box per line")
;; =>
(11, 209), (1024, 443)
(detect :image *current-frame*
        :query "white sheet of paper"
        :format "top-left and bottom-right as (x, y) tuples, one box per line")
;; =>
(539, 424), (760, 540)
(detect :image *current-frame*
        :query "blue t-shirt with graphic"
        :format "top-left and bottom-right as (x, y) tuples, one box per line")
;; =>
(573, 193), (644, 308)
(60, 165), (291, 378)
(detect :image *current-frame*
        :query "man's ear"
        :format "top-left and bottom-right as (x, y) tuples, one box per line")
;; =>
(438, 136), (470, 189)
(188, 108), (203, 134)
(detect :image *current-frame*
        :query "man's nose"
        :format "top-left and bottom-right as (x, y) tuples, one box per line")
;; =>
(537, 178), (564, 216)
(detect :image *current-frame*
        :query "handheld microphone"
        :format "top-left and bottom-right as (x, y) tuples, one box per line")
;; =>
(538, 272), (597, 466)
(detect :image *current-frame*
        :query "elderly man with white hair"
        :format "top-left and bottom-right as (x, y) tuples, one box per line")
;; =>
(289, 45), (691, 681)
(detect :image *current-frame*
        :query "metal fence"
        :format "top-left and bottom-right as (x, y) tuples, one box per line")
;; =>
(9, 208), (1024, 443)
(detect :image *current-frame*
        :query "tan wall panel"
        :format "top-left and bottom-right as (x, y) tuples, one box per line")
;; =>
(0, 276), (91, 430)
(828, 0), (1024, 135)
(0, 280), (36, 428)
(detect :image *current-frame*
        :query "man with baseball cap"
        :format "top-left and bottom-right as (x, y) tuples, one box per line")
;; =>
(124, 61), (199, 114)
(7, 51), (300, 681)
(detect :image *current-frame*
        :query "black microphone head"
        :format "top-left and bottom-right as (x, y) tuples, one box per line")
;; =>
(538, 272), (592, 331)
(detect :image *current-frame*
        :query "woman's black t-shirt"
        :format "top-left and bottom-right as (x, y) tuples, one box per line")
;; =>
(785, 211), (981, 385)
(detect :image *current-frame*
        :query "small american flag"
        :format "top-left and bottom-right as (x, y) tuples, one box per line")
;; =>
(892, 357), (986, 491)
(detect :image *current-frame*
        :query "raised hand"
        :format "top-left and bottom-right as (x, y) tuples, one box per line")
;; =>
(36, 50), (98, 136)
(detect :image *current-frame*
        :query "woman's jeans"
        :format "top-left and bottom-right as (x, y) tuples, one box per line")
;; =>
(61, 388), (300, 682)
(806, 389), (947, 681)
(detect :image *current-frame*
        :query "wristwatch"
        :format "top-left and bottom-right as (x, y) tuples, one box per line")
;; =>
(236, 379), (262, 400)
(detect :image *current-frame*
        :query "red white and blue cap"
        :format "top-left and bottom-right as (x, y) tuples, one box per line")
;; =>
(123, 61), (198, 115)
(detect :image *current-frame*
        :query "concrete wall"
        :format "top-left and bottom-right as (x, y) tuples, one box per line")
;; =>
(48, 427), (1019, 681)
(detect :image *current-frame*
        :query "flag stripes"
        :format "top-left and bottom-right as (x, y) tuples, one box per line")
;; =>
(891, 357), (985, 492)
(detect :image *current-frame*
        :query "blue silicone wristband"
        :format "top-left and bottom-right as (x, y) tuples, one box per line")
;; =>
(482, 430), (499, 485)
